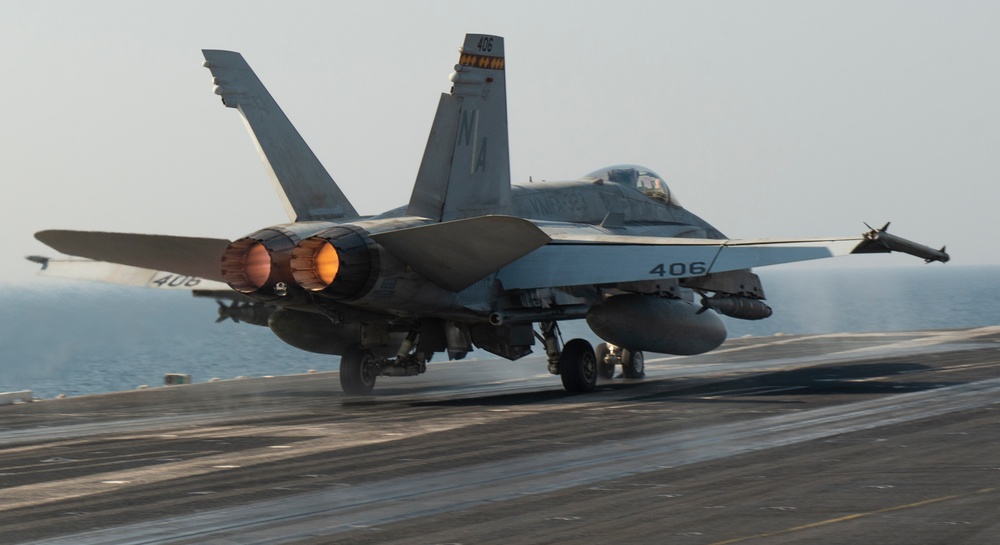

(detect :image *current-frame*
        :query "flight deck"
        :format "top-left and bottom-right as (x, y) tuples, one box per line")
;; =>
(3, 327), (1000, 544)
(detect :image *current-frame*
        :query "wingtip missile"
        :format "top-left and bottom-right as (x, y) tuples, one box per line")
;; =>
(860, 223), (950, 264)
(928, 245), (948, 264)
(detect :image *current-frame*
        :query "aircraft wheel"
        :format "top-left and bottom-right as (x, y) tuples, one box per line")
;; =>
(621, 349), (645, 379)
(560, 339), (598, 393)
(340, 344), (378, 395)
(596, 342), (615, 379)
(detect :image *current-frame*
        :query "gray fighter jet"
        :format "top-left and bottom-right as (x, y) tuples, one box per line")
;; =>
(34, 34), (949, 395)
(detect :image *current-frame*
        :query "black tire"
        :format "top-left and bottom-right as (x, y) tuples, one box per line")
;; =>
(596, 342), (614, 379)
(340, 344), (378, 395)
(621, 349), (645, 379)
(559, 338), (598, 393)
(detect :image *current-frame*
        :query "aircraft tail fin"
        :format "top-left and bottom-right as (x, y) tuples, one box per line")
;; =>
(202, 50), (359, 222)
(407, 34), (511, 222)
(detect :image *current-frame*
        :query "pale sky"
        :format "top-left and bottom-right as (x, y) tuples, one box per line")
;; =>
(4, 1), (998, 285)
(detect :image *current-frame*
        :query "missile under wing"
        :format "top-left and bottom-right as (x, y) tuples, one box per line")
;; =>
(33, 34), (949, 395)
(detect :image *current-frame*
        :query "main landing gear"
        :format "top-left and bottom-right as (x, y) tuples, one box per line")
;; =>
(341, 322), (649, 396)
(339, 329), (427, 396)
(539, 322), (645, 393)
(340, 345), (380, 396)
(595, 342), (645, 379)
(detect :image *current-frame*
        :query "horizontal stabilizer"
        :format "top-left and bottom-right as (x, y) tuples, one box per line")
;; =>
(370, 216), (550, 292)
(35, 230), (231, 282)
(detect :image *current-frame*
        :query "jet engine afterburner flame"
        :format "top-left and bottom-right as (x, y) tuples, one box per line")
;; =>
(290, 239), (340, 291)
(290, 225), (379, 300)
(245, 243), (271, 286)
(219, 227), (310, 296)
(221, 239), (273, 293)
(314, 241), (341, 284)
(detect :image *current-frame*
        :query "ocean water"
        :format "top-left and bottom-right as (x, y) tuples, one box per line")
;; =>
(1, 266), (997, 399)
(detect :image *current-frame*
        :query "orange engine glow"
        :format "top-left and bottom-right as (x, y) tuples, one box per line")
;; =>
(245, 242), (271, 289)
(221, 238), (277, 293)
(314, 242), (340, 285)
(290, 238), (343, 291)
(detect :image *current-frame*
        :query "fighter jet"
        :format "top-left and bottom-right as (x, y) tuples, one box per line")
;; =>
(34, 34), (949, 395)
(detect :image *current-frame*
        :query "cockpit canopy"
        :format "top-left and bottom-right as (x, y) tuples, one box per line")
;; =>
(585, 165), (680, 206)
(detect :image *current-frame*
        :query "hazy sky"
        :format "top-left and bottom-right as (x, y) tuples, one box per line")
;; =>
(4, 1), (998, 285)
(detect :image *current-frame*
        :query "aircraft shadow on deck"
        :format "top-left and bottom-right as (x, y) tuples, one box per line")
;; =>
(398, 362), (956, 408)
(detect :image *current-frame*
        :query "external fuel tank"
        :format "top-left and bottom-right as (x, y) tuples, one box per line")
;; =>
(586, 294), (727, 355)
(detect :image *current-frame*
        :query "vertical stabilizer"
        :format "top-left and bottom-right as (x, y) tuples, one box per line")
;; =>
(407, 34), (511, 221)
(202, 50), (358, 222)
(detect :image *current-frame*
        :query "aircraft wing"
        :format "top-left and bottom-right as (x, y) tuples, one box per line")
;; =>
(26, 255), (231, 291)
(493, 222), (948, 291)
(35, 230), (231, 282)
(357, 216), (946, 293)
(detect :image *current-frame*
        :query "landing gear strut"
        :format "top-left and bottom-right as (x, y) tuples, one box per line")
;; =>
(596, 342), (614, 379)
